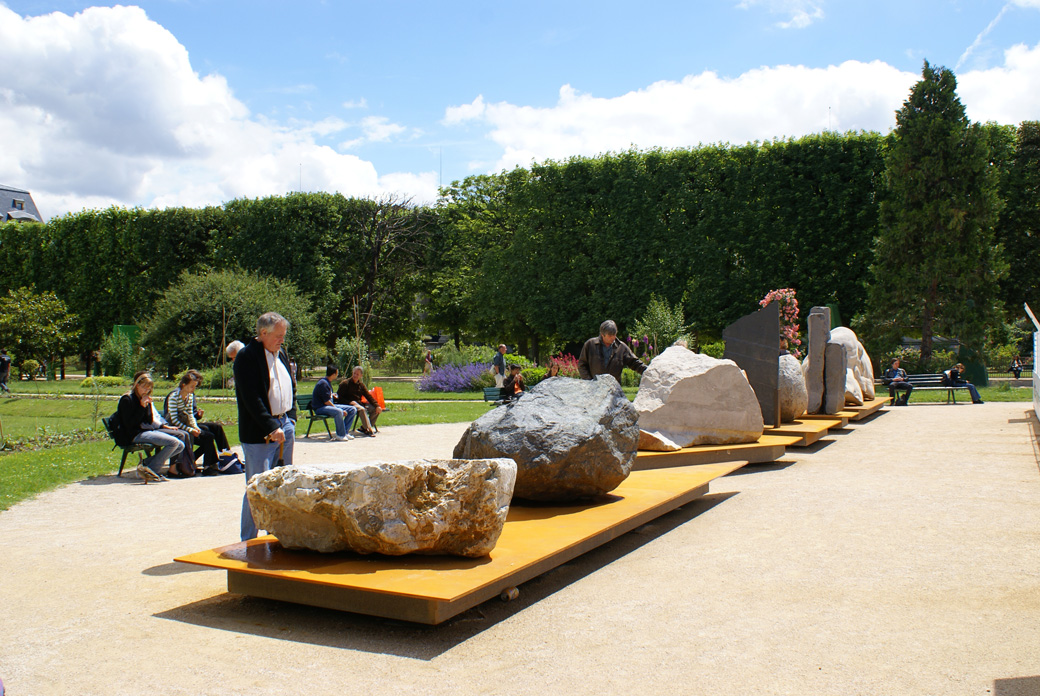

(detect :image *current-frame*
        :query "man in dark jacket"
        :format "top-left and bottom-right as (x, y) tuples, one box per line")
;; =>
(577, 320), (647, 383)
(234, 312), (297, 540)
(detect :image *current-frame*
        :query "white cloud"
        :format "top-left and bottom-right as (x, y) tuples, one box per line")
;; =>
(445, 42), (1040, 175)
(736, 0), (825, 28)
(0, 5), (433, 218)
(446, 60), (917, 173)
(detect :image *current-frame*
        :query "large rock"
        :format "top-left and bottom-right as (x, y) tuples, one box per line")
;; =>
(829, 326), (876, 401)
(634, 347), (764, 450)
(802, 309), (830, 413)
(246, 458), (516, 557)
(779, 354), (808, 422)
(453, 376), (638, 501)
(823, 342), (848, 415)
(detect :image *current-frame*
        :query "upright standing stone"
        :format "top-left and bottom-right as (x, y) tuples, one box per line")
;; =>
(802, 310), (830, 414)
(723, 302), (781, 426)
(823, 342), (848, 415)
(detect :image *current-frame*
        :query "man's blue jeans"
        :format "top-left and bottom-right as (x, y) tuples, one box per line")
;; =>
(240, 416), (295, 541)
(315, 404), (357, 437)
(133, 429), (185, 474)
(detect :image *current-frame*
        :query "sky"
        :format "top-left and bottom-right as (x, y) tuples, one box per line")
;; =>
(1, 0), (1040, 220)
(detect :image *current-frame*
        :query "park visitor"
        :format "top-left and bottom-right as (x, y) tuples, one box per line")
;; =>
(882, 358), (913, 406)
(492, 344), (507, 388)
(944, 363), (984, 404)
(167, 369), (232, 475)
(312, 365), (356, 441)
(117, 372), (185, 483)
(234, 312), (297, 540)
(577, 320), (647, 383)
(337, 366), (381, 437)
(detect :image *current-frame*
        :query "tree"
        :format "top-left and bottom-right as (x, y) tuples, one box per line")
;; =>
(996, 121), (1040, 312)
(140, 269), (320, 375)
(0, 287), (81, 365)
(867, 61), (1006, 362)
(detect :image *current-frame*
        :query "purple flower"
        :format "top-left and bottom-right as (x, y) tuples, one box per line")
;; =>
(416, 363), (492, 393)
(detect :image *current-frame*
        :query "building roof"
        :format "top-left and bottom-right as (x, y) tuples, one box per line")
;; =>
(0, 184), (43, 223)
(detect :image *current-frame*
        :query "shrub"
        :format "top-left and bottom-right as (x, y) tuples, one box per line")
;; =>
(381, 339), (426, 374)
(546, 353), (581, 378)
(699, 341), (726, 359)
(631, 294), (690, 362)
(433, 343), (496, 367)
(521, 367), (547, 386)
(504, 353), (534, 370)
(20, 359), (40, 380)
(199, 365), (232, 390)
(621, 368), (641, 388)
(99, 330), (139, 378)
(879, 347), (957, 374)
(415, 363), (491, 392)
(336, 336), (371, 379)
(80, 376), (126, 389)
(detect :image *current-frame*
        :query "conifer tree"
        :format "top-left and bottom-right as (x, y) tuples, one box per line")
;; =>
(868, 61), (1005, 363)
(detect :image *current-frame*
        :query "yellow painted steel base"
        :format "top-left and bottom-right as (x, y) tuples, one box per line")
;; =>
(800, 412), (850, 428)
(768, 418), (842, 446)
(633, 433), (801, 470)
(176, 461), (745, 625)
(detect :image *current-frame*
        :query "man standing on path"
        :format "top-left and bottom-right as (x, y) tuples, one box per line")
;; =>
(0, 349), (11, 394)
(234, 312), (297, 540)
(577, 320), (647, 383)
(492, 344), (507, 388)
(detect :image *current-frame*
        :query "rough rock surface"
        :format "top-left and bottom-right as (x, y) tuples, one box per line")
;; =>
(844, 368), (865, 406)
(454, 376), (639, 501)
(246, 458), (516, 557)
(779, 354), (808, 422)
(802, 311), (830, 413)
(823, 342), (848, 415)
(830, 326), (876, 401)
(634, 347), (764, 450)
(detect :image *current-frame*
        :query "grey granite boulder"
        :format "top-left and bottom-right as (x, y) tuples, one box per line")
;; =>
(246, 458), (516, 557)
(778, 353), (808, 422)
(453, 376), (639, 501)
(802, 309), (830, 414)
(823, 342), (848, 415)
(634, 347), (764, 450)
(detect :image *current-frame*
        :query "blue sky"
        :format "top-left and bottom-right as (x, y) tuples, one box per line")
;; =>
(2, 0), (1039, 218)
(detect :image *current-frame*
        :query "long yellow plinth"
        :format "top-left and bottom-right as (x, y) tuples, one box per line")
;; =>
(843, 396), (888, 420)
(767, 418), (842, 446)
(176, 461), (745, 625)
(633, 433), (802, 470)
(800, 412), (850, 428)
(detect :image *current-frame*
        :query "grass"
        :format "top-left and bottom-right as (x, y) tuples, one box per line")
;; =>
(891, 383), (1030, 404)
(0, 440), (126, 512)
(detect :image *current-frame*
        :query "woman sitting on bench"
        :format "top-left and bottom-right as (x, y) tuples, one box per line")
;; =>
(944, 363), (984, 404)
(118, 372), (185, 482)
(167, 370), (232, 475)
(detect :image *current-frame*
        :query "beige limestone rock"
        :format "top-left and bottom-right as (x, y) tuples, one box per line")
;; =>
(634, 346), (764, 450)
(830, 327), (876, 402)
(779, 354), (808, 422)
(246, 458), (516, 557)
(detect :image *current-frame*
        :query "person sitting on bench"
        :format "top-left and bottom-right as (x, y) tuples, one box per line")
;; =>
(337, 366), (381, 436)
(944, 363), (984, 404)
(167, 369), (232, 475)
(882, 358), (913, 406)
(313, 365), (356, 441)
(503, 364), (525, 401)
(118, 372), (185, 482)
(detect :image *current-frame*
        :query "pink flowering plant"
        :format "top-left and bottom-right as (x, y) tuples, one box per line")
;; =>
(759, 288), (803, 359)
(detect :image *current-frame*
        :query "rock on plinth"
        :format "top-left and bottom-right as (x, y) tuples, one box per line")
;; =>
(802, 310), (830, 413)
(453, 376), (638, 501)
(823, 342), (848, 415)
(634, 347), (764, 450)
(779, 354), (808, 422)
(246, 458), (516, 557)
(829, 326), (876, 401)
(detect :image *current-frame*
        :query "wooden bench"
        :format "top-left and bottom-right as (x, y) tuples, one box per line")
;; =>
(483, 386), (509, 404)
(101, 416), (158, 477)
(296, 394), (334, 439)
(880, 373), (973, 404)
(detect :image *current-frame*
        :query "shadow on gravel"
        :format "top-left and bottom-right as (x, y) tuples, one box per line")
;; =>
(144, 562), (217, 576)
(994, 675), (1040, 695)
(728, 460), (795, 476)
(153, 491), (738, 659)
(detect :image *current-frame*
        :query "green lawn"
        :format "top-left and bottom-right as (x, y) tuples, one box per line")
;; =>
(888, 384), (1030, 403)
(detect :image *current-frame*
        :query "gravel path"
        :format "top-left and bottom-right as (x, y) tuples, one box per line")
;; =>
(1, 406), (1039, 695)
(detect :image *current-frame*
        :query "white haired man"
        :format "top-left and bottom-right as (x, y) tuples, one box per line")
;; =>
(577, 319), (647, 383)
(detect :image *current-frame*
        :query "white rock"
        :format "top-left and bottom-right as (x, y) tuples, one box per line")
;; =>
(779, 354), (808, 422)
(844, 367), (864, 406)
(634, 346), (764, 450)
(830, 327), (876, 401)
(246, 458), (516, 557)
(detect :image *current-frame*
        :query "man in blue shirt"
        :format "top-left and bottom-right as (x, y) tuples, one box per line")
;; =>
(312, 366), (357, 440)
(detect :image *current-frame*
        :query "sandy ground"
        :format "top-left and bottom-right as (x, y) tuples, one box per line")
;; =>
(1, 405), (1039, 696)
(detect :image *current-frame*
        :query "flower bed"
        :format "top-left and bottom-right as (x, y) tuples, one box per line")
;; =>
(415, 363), (492, 393)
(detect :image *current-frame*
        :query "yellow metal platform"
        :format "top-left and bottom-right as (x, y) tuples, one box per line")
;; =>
(176, 461), (745, 625)
(800, 412), (850, 428)
(768, 418), (842, 446)
(633, 433), (801, 470)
